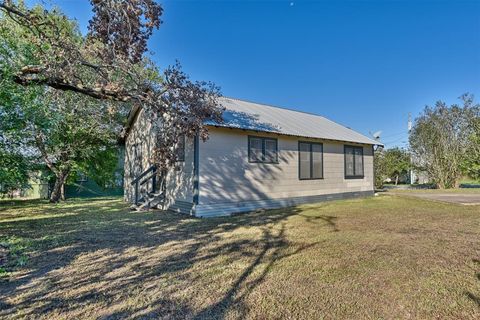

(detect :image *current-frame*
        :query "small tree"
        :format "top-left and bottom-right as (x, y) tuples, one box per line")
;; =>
(374, 147), (411, 188)
(374, 148), (387, 189)
(409, 94), (477, 189)
(384, 148), (411, 185)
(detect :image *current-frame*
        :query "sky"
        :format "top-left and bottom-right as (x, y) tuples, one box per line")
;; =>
(28, 0), (480, 148)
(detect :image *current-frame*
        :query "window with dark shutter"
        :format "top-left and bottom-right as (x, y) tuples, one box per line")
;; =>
(248, 136), (278, 164)
(298, 142), (323, 180)
(264, 139), (277, 163)
(344, 145), (364, 178)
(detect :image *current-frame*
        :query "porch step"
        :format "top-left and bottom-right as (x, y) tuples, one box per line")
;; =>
(130, 192), (165, 211)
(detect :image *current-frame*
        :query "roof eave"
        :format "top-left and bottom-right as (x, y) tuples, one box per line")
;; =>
(206, 124), (382, 146)
(123, 105), (142, 138)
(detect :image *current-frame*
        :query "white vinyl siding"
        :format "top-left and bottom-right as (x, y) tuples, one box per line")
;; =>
(199, 127), (374, 206)
(124, 108), (195, 207)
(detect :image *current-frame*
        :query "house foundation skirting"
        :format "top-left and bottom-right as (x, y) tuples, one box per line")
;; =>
(189, 190), (374, 218)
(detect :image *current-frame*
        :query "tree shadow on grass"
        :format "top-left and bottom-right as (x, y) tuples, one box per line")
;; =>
(466, 258), (480, 307)
(193, 222), (324, 319)
(0, 199), (338, 319)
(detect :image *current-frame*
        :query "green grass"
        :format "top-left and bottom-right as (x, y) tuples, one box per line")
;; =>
(0, 195), (479, 319)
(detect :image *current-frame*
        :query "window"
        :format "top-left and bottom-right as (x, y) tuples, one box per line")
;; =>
(248, 136), (278, 163)
(299, 142), (323, 180)
(176, 135), (185, 162)
(344, 145), (364, 178)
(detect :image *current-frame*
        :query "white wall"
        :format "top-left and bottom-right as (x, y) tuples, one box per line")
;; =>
(124, 109), (195, 206)
(198, 127), (374, 206)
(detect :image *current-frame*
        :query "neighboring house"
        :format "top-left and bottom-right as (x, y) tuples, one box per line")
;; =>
(10, 170), (50, 199)
(124, 97), (383, 217)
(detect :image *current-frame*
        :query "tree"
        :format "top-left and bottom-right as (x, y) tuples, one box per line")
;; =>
(374, 148), (387, 189)
(0, 79), (127, 201)
(460, 99), (480, 180)
(0, 1), (224, 200)
(409, 94), (478, 189)
(384, 148), (411, 185)
(374, 147), (411, 188)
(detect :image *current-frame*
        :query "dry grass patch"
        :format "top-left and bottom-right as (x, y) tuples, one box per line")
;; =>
(0, 195), (479, 319)
(391, 188), (480, 194)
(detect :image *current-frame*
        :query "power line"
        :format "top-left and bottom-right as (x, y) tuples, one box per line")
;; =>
(382, 135), (408, 144)
(381, 131), (406, 139)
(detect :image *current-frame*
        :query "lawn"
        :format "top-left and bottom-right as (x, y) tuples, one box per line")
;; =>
(392, 188), (480, 194)
(0, 196), (479, 319)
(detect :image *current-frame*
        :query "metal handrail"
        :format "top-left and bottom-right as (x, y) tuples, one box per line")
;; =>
(139, 171), (157, 186)
(131, 165), (157, 185)
(132, 165), (157, 205)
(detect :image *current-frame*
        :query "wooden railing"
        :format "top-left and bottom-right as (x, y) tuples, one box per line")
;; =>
(131, 165), (157, 205)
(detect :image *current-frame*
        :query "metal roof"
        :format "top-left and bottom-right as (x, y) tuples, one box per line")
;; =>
(206, 97), (382, 146)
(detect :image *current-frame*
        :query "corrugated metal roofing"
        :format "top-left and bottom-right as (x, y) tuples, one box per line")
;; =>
(206, 97), (381, 146)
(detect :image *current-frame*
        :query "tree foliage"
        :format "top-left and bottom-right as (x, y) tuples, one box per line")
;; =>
(0, 82), (126, 201)
(88, 0), (163, 64)
(374, 149), (387, 189)
(0, 0), (224, 200)
(0, 7), (128, 201)
(409, 94), (479, 189)
(461, 103), (480, 180)
(0, 150), (30, 196)
(0, 0), (223, 127)
(374, 147), (411, 188)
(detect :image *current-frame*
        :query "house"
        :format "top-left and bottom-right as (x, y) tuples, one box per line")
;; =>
(124, 97), (382, 217)
(2, 170), (50, 199)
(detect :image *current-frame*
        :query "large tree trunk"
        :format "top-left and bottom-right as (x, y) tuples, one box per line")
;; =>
(49, 170), (69, 203)
(395, 174), (399, 186)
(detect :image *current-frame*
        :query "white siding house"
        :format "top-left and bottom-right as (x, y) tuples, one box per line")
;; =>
(124, 98), (382, 217)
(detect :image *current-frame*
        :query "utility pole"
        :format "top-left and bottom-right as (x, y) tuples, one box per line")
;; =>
(408, 113), (412, 133)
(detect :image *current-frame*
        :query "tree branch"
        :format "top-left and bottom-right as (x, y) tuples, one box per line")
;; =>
(13, 74), (134, 102)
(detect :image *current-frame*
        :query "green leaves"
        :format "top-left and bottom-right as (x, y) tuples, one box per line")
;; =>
(374, 148), (411, 188)
(409, 94), (480, 189)
(0, 151), (31, 195)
